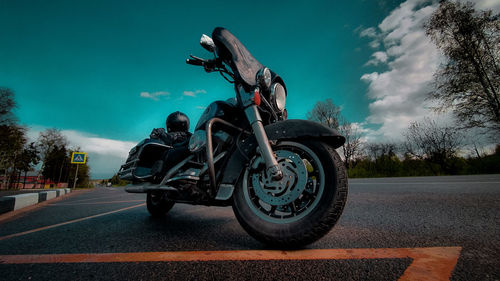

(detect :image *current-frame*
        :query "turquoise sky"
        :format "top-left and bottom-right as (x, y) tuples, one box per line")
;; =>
(1, 0), (403, 141)
(2, 0), (423, 178)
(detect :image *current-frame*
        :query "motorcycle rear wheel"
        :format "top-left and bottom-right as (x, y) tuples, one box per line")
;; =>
(146, 191), (175, 217)
(232, 140), (348, 248)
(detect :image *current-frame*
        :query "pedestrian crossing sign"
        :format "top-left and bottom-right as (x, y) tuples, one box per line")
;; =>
(71, 152), (87, 164)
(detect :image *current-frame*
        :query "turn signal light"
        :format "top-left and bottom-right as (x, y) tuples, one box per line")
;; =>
(254, 89), (261, 106)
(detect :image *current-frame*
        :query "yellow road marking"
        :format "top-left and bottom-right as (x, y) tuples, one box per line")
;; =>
(0, 247), (461, 281)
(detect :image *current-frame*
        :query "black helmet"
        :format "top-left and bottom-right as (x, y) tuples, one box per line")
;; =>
(166, 111), (190, 132)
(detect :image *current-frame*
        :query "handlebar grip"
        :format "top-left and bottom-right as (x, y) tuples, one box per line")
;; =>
(186, 59), (203, 66)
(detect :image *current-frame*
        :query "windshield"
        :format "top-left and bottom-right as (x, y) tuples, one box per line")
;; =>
(212, 27), (264, 87)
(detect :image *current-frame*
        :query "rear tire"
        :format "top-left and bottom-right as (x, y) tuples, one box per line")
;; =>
(232, 140), (348, 248)
(147, 191), (175, 217)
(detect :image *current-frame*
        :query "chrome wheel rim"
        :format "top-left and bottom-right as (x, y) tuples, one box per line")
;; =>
(242, 141), (325, 224)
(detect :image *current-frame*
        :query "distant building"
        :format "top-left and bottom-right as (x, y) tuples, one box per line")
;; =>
(0, 171), (68, 189)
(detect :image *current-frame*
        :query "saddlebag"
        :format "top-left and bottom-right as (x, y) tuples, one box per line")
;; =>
(118, 139), (172, 181)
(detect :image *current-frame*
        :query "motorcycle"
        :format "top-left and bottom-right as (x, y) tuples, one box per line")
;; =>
(119, 27), (348, 247)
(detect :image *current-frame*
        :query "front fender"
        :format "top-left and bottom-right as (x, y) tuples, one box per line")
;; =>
(264, 119), (345, 148)
(218, 119), (344, 189)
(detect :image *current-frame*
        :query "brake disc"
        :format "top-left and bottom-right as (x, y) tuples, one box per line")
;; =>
(251, 150), (308, 206)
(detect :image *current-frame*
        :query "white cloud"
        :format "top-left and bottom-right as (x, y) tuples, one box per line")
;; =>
(27, 127), (137, 179)
(360, 0), (443, 142)
(473, 0), (500, 12)
(140, 91), (170, 101)
(358, 26), (382, 49)
(61, 130), (136, 158)
(359, 0), (498, 142)
(369, 40), (381, 49)
(63, 130), (137, 179)
(359, 0), (500, 143)
(378, 0), (425, 33)
(365, 51), (389, 66)
(183, 89), (207, 97)
(359, 27), (378, 38)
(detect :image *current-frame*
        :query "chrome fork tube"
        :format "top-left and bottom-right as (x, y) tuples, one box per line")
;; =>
(244, 105), (283, 180)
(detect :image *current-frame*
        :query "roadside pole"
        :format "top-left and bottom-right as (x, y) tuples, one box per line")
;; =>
(73, 164), (79, 188)
(70, 152), (87, 189)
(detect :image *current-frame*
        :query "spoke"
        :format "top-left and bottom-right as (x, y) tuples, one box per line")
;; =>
(269, 205), (277, 216)
(302, 189), (314, 198)
(289, 202), (297, 215)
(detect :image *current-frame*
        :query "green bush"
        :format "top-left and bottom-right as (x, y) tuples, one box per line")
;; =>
(348, 146), (499, 178)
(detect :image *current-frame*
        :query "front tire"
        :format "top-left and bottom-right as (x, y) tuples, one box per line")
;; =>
(146, 191), (175, 217)
(232, 140), (348, 248)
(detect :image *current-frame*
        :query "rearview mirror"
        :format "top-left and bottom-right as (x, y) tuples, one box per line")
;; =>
(200, 34), (215, 52)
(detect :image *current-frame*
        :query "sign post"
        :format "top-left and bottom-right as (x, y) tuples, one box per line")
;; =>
(71, 152), (87, 188)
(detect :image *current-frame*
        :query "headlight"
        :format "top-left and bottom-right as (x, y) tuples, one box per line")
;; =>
(257, 67), (272, 89)
(270, 83), (286, 111)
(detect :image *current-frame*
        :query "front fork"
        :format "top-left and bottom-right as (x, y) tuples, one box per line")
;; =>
(238, 85), (283, 181)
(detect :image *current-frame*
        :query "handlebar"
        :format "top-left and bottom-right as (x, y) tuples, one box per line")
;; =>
(186, 55), (209, 66)
(186, 58), (204, 66)
(185, 54), (234, 82)
(186, 54), (223, 73)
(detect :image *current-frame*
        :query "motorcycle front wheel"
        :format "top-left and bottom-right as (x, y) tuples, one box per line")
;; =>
(232, 140), (348, 248)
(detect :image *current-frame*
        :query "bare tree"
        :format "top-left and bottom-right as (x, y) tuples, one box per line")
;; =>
(0, 87), (17, 126)
(307, 99), (362, 168)
(403, 118), (463, 174)
(426, 1), (500, 134)
(37, 129), (68, 183)
(338, 122), (362, 168)
(307, 99), (342, 129)
(365, 142), (398, 161)
(0, 125), (26, 188)
(362, 142), (402, 176)
(17, 142), (40, 188)
(37, 128), (68, 163)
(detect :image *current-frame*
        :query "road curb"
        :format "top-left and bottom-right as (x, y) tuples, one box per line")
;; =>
(0, 188), (71, 215)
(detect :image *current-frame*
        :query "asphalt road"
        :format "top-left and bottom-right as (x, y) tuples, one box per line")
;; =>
(0, 175), (499, 280)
